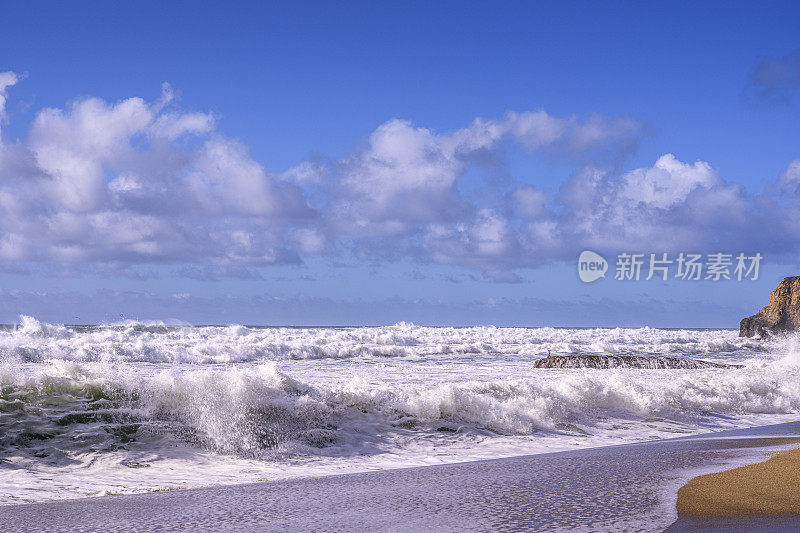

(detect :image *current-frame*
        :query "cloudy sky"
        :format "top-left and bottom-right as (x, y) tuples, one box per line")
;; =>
(1, 1), (800, 326)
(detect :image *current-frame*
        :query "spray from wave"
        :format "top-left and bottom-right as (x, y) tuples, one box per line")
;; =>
(4, 349), (800, 461)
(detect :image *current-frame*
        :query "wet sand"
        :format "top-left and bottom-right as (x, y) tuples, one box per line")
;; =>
(2, 422), (800, 532)
(666, 437), (800, 532)
(678, 442), (800, 517)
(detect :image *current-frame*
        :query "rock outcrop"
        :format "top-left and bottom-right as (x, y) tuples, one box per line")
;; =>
(740, 276), (800, 337)
(533, 354), (741, 369)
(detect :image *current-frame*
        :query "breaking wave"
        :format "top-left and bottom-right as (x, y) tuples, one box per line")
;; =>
(2, 316), (797, 503)
(3, 355), (800, 464)
(0, 316), (762, 364)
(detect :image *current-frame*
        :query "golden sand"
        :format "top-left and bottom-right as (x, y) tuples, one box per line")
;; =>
(677, 439), (800, 517)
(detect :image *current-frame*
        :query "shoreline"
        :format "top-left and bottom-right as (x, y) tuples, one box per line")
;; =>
(678, 443), (800, 517)
(667, 439), (800, 532)
(2, 422), (800, 532)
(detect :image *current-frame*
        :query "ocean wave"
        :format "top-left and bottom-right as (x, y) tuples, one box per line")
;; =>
(0, 319), (796, 504)
(3, 356), (800, 467)
(0, 316), (762, 364)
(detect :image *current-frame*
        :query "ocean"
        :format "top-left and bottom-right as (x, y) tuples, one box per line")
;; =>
(2, 316), (798, 504)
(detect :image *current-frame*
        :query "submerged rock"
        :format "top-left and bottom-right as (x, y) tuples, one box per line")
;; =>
(740, 276), (800, 337)
(533, 354), (741, 369)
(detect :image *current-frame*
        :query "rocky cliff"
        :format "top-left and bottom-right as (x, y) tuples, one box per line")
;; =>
(740, 276), (800, 337)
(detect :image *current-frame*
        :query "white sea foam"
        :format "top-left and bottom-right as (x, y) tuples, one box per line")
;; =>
(0, 316), (763, 364)
(0, 317), (797, 503)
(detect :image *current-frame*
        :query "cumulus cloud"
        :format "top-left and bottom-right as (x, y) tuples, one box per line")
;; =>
(560, 154), (753, 253)
(0, 76), (316, 271)
(396, 152), (764, 274)
(326, 110), (643, 242)
(0, 73), (794, 280)
(329, 119), (470, 238)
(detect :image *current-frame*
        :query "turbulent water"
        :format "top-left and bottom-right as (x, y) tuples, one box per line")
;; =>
(2, 316), (800, 504)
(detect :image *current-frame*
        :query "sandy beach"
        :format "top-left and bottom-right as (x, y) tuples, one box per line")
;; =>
(2, 422), (800, 532)
(668, 433), (800, 532)
(678, 443), (800, 517)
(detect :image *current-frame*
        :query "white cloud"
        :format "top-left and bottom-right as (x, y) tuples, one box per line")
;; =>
(457, 110), (643, 158)
(330, 119), (468, 238)
(30, 97), (148, 210)
(0, 76), (791, 279)
(779, 159), (800, 192)
(0, 79), (317, 272)
(512, 185), (547, 219)
(561, 155), (751, 253)
(328, 110), (644, 241)
(618, 154), (719, 208)
(419, 209), (523, 277)
(0, 71), (23, 140)
(187, 138), (300, 217)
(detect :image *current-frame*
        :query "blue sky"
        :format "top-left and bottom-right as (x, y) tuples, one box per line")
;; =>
(1, 1), (800, 326)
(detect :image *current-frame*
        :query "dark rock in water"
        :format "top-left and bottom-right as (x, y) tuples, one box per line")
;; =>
(533, 354), (741, 369)
(740, 276), (800, 337)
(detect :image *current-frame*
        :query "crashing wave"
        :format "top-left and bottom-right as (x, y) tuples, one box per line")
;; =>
(0, 316), (764, 364)
(1, 317), (798, 505)
(1, 356), (796, 464)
